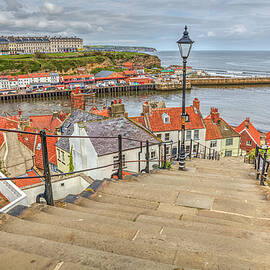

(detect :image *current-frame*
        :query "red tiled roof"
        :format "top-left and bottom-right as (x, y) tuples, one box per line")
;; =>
(266, 131), (270, 145)
(90, 107), (110, 118)
(18, 127), (58, 169)
(124, 70), (137, 76)
(28, 73), (50, 78)
(0, 116), (19, 147)
(13, 169), (43, 188)
(130, 116), (146, 126)
(29, 115), (62, 133)
(204, 115), (222, 140)
(234, 119), (261, 145)
(146, 107), (204, 132)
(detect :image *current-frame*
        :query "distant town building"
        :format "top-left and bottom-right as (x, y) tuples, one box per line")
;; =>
(235, 118), (262, 154)
(204, 108), (240, 157)
(0, 36), (83, 55)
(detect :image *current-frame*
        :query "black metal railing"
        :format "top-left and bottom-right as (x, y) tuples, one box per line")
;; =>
(0, 128), (167, 206)
(254, 145), (270, 186)
(187, 139), (220, 161)
(0, 128), (221, 207)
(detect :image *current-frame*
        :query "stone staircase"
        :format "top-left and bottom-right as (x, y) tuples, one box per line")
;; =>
(1, 157), (270, 269)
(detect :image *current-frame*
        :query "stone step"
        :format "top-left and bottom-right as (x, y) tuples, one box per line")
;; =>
(0, 214), (177, 265)
(0, 231), (176, 270)
(99, 182), (179, 203)
(135, 221), (270, 266)
(0, 246), (97, 270)
(136, 214), (270, 244)
(152, 169), (257, 185)
(92, 192), (159, 209)
(108, 180), (264, 203)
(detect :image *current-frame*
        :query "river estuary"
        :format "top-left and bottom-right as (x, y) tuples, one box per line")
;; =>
(1, 85), (269, 132)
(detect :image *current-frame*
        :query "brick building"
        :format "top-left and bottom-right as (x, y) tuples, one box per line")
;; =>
(235, 118), (262, 154)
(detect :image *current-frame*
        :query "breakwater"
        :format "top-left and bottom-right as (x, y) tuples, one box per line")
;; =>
(189, 77), (270, 86)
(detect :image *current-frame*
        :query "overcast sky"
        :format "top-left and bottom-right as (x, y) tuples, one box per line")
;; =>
(1, 0), (269, 51)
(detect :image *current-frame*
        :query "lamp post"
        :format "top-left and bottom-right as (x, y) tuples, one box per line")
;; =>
(177, 26), (194, 170)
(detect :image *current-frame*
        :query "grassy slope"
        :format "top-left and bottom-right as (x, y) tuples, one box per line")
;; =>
(0, 51), (157, 75)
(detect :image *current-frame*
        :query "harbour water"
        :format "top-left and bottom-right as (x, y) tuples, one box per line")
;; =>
(1, 51), (269, 132)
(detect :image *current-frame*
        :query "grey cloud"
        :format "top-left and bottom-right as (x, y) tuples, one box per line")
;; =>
(0, 0), (269, 50)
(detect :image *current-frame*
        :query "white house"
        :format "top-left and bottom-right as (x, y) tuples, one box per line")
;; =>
(69, 117), (161, 180)
(132, 98), (206, 158)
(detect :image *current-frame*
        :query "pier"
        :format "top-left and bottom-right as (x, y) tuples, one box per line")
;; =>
(189, 77), (270, 86)
(0, 84), (156, 103)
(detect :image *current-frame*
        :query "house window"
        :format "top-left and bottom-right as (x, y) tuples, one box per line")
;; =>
(166, 147), (170, 155)
(186, 130), (191, 141)
(156, 134), (162, 139)
(210, 140), (217, 148)
(193, 144), (198, 153)
(151, 151), (156, 159)
(185, 145), (190, 153)
(162, 113), (170, 124)
(225, 150), (232, 157)
(62, 151), (65, 164)
(57, 149), (61, 160)
(194, 130), (199, 140)
(246, 140), (252, 146)
(226, 138), (233, 146)
(165, 133), (170, 141)
(172, 147), (177, 157)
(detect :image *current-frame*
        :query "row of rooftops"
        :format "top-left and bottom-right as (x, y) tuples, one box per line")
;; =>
(0, 36), (82, 44)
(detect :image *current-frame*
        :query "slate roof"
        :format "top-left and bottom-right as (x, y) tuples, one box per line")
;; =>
(56, 110), (106, 152)
(95, 71), (114, 78)
(84, 117), (160, 156)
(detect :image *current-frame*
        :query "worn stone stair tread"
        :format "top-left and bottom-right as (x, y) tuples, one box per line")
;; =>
(0, 214), (176, 265)
(100, 183), (179, 203)
(0, 231), (176, 270)
(0, 246), (97, 270)
(92, 192), (159, 209)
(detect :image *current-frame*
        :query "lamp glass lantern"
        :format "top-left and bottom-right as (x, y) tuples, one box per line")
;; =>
(177, 26), (194, 59)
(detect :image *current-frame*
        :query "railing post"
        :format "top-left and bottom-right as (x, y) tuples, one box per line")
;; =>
(163, 144), (167, 169)
(189, 139), (192, 159)
(208, 148), (211, 159)
(255, 145), (259, 169)
(196, 142), (199, 158)
(145, 140), (150, 173)
(40, 130), (54, 206)
(118, 135), (123, 179)
(204, 146), (206, 159)
(256, 154), (261, 180)
(260, 151), (267, 186)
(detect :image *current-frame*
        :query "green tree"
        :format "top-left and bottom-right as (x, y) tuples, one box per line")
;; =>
(69, 146), (74, 173)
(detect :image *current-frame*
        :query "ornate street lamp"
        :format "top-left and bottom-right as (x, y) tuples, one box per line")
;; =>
(177, 25), (194, 170)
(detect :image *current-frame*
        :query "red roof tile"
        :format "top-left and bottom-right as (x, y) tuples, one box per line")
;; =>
(29, 115), (62, 133)
(124, 70), (137, 76)
(130, 116), (146, 126)
(13, 169), (43, 188)
(90, 107), (110, 118)
(0, 116), (19, 147)
(266, 131), (270, 145)
(18, 127), (58, 169)
(235, 118), (261, 145)
(204, 115), (222, 140)
(146, 106), (204, 132)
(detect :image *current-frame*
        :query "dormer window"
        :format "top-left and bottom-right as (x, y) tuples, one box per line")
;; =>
(162, 113), (170, 124)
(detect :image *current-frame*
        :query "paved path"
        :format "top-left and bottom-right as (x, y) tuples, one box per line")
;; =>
(1, 157), (270, 269)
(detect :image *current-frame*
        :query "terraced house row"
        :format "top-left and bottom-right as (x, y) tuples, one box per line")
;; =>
(0, 36), (83, 54)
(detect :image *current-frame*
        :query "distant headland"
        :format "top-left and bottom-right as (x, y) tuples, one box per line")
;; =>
(84, 45), (157, 53)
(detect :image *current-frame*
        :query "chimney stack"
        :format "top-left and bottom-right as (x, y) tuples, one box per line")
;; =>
(245, 117), (250, 129)
(193, 98), (200, 111)
(210, 107), (220, 124)
(142, 101), (150, 115)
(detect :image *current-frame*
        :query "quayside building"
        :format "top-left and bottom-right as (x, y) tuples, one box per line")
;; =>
(0, 36), (83, 54)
